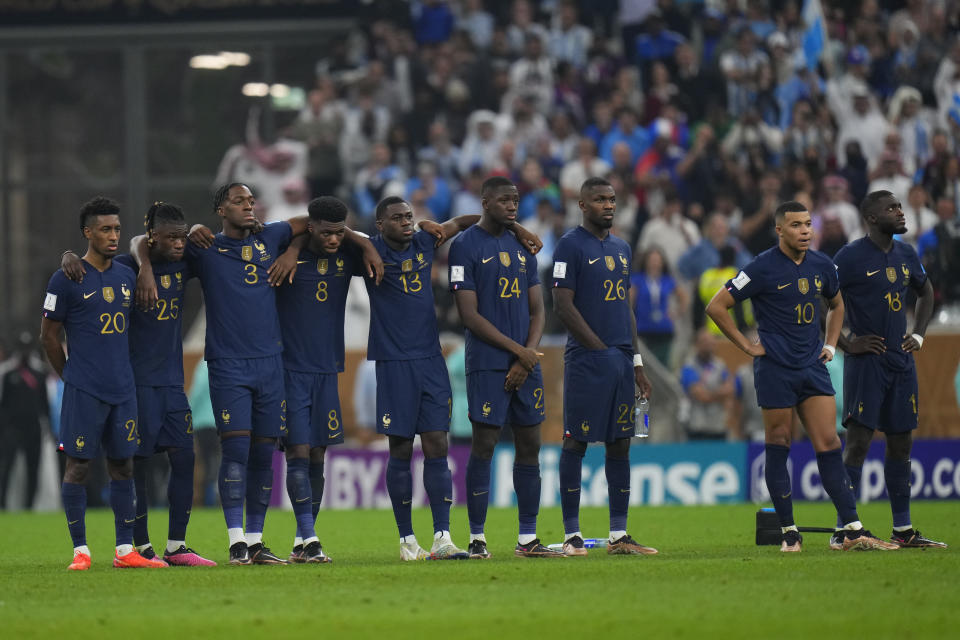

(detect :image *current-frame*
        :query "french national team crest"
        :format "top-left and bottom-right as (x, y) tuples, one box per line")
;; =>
(102, 287), (115, 303)
(605, 256), (615, 271)
(813, 275), (822, 293)
(317, 259), (328, 275)
(886, 267), (897, 283)
(160, 275), (171, 289)
(241, 245), (253, 262)
(499, 252), (511, 267)
(797, 278), (809, 294)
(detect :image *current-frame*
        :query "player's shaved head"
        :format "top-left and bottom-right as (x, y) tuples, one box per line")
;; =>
(79, 196), (120, 231)
(309, 196), (348, 223)
(481, 176), (515, 197)
(774, 200), (807, 224)
(375, 195), (407, 220)
(580, 176), (612, 200)
(860, 190), (895, 218)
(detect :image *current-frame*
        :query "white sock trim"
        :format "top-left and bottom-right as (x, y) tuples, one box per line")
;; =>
(469, 533), (486, 543)
(74, 545), (91, 556)
(517, 533), (537, 545)
(116, 544), (134, 556)
(293, 536), (303, 547)
(136, 542), (153, 553)
(166, 540), (185, 554)
(400, 534), (418, 545)
(302, 536), (319, 545)
(564, 531), (583, 542)
(246, 532), (263, 546)
(842, 521), (863, 531)
(893, 525), (913, 532)
(781, 525), (799, 533)
(609, 530), (627, 542)
(227, 527), (246, 547)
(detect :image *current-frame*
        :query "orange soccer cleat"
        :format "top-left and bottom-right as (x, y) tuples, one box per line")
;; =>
(113, 548), (168, 568)
(67, 551), (92, 571)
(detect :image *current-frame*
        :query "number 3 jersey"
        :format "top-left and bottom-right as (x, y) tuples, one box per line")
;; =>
(448, 225), (540, 373)
(185, 222), (292, 361)
(833, 237), (926, 372)
(725, 246), (839, 369)
(42, 259), (137, 402)
(551, 226), (633, 358)
(112, 254), (193, 387)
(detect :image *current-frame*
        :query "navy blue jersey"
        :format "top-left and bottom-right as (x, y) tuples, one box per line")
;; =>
(114, 254), (193, 387)
(725, 247), (839, 369)
(185, 222), (292, 361)
(364, 231), (442, 361)
(42, 260), (136, 403)
(552, 226), (633, 357)
(834, 237), (926, 372)
(277, 245), (360, 373)
(448, 226), (540, 373)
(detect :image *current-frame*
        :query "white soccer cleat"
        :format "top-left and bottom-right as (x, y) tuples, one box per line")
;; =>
(430, 532), (469, 559)
(400, 539), (430, 561)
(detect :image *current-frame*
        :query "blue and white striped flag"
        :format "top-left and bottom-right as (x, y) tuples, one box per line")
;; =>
(802, 0), (826, 70)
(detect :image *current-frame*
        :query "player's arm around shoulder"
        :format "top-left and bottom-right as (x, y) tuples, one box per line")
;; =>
(343, 227), (384, 284)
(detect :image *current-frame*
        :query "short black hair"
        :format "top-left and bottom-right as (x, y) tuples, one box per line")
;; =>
(145, 201), (185, 233)
(308, 196), (348, 223)
(375, 195), (408, 220)
(774, 200), (808, 223)
(481, 176), (515, 197)
(580, 176), (612, 199)
(860, 190), (894, 218)
(212, 182), (251, 214)
(79, 196), (120, 231)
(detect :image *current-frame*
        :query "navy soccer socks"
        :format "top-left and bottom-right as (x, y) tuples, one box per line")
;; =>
(423, 456), (452, 534)
(465, 455), (491, 536)
(286, 457), (315, 540)
(606, 455), (630, 533)
(245, 440), (275, 541)
(62, 481), (87, 548)
(765, 444), (795, 528)
(514, 463), (541, 539)
(386, 456), (414, 538)
(218, 435), (249, 534)
(559, 447), (584, 535)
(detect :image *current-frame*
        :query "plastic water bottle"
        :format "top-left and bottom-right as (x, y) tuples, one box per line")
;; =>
(547, 538), (609, 552)
(634, 397), (650, 438)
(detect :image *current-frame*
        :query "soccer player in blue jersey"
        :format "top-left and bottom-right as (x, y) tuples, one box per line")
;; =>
(552, 177), (657, 557)
(366, 195), (485, 561)
(706, 200), (898, 552)
(135, 183), (381, 565)
(275, 196), (360, 563)
(62, 202), (215, 566)
(40, 196), (166, 570)
(448, 176), (562, 559)
(832, 190), (946, 549)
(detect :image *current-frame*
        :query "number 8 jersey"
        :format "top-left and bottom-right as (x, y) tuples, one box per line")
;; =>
(724, 246), (839, 369)
(42, 259), (137, 403)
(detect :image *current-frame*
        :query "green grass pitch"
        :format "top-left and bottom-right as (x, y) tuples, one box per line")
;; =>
(2, 502), (957, 639)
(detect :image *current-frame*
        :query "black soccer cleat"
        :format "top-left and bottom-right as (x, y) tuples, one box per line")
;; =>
(229, 542), (251, 565)
(891, 529), (948, 549)
(515, 538), (565, 558)
(288, 544), (305, 564)
(302, 540), (333, 564)
(780, 530), (802, 553)
(467, 539), (492, 559)
(249, 543), (288, 565)
(138, 545), (160, 561)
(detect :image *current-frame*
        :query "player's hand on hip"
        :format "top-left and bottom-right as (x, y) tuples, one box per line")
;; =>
(504, 362), (529, 391)
(901, 334), (922, 352)
(188, 224), (215, 248)
(419, 220), (446, 246)
(135, 269), (159, 311)
(634, 368), (652, 400)
(61, 251), (85, 283)
(746, 341), (766, 358)
(267, 252), (298, 286)
(515, 347), (543, 372)
(846, 334), (885, 355)
(818, 347), (835, 363)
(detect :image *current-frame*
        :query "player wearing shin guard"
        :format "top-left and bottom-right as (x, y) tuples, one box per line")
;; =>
(366, 197), (512, 561)
(552, 178), (657, 557)
(41, 197), (166, 570)
(274, 196), (366, 564)
(449, 177), (561, 559)
(832, 191), (945, 549)
(707, 200), (898, 553)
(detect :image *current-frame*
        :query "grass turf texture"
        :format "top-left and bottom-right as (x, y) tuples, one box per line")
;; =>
(2, 502), (957, 639)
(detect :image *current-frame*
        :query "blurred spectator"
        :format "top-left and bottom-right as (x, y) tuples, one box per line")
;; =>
(353, 142), (406, 221)
(817, 175), (862, 243)
(835, 82), (890, 169)
(679, 329), (736, 441)
(720, 27), (770, 118)
(634, 9), (686, 75)
(288, 85), (345, 197)
(508, 32), (555, 115)
(784, 99), (832, 171)
(352, 360), (380, 447)
(696, 244), (754, 334)
(459, 110), (502, 176)
(506, 0), (549, 56)
(921, 130), (955, 201)
(826, 44), (874, 124)
(187, 359), (219, 507)
(918, 196), (960, 307)
(265, 177), (310, 223)
(0, 332), (49, 510)
(888, 86), (932, 171)
(637, 189), (700, 272)
(734, 360), (764, 441)
(600, 107), (650, 167)
(678, 212), (752, 283)
(406, 160), (452, 221)
(900, 183), (938, 249)
(499, 93), (548, 159)
(524, 197), (566, 282)
(417, 120), (462, 183)
(868, 150), (912, 206)
(547, 110), (580, 163)
(674, 43), (724, 124)
(457, 0), (494, 50)
(933, 37), (960, 128)
(635, 118), (685, 207)
(738, 170), (780, 255)
(412, 0), (454, 45)
(721, 108), (783, 175)
(838, 140), (871, 205)
(451, 166), (485, 218)
(583, 99), (615, 149)
(643, 62), (678, 125)
(517, 158), (561, 221)
(630, 246), (686, 367)
(559, 137), (611, 222)
(676, 123), (724, 213)
(549, 0), (593, 69)
(339, 90), (392, 182)
(445, 342), (471, 445)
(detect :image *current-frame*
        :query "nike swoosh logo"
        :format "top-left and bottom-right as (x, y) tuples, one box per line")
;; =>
(566, 488), (580, 493)
(223, 478), (241, 482)
(402, 499), (412, 505)
(261, 486), (272, 491)
(472, 491), (488, 496)
(218, 248), (230, 253)
(777, 283), (791, 290)
(68, 519), (79, 525)
(588, 258), (600, 264)
(866, 269), (880, 276)
(124, 519), (135, 524)
(136, 514), (147, 519)
(620, 489), (630, 494)
(443, 497), (453, 503)
(482, 257), (495, 264)
(781, 493), (792, 499)
(296, 497), (310, 503)
(622, 425), (633, 431)
(83, 292), (95, 299)
(296, 260), (308, 264)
